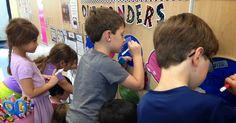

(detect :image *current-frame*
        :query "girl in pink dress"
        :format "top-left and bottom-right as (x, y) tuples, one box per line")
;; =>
(6, 18), (59, 123)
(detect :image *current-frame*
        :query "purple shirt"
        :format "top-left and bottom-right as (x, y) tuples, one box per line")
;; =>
(10, 53), (48, 97)
(43, 63), (65, 81)
(10, 53), (53, 123)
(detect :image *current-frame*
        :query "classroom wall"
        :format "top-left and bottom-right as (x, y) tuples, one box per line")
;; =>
(9, 0), (20, 18)
(14, 0), (236, 88)
(77, 1), (189, 62)
(13, 0), (189, 88)
(193, 0), (236, 60)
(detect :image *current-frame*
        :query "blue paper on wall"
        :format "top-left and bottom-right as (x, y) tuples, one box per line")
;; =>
(200, 57), (236, 106)
(118, 35), (142, 66)
(85, 36), (94, 49)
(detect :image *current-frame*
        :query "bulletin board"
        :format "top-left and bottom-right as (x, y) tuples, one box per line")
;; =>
(78, 1), (189, 63)
(17, 0), (189, 62)
(14, 0), (236, 99)
(193, 0), (236, 60)
(78, 0), (190, 88)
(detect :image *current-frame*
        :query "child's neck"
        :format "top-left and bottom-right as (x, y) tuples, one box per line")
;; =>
(155, 65), (189, 91)
(94, 42), (111, 56)
(12, 47), (27, 58)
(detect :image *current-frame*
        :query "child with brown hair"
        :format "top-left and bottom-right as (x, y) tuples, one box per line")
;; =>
(34, 43), (78, 94)
(6, 18), (58, 123)
(50, 76), (72, 109)
(137, 13), (236, 123)
(99, 99), (137, 123)
(51, 103), (69, 123)
(0, 43), (77, 102)
(66, 7), (144, 123)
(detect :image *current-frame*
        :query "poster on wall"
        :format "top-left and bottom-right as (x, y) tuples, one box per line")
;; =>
(62, 2), (70, 23)
(57, 29), (65, 43)
(17, 0), (32, 20)
(37, 0), (48, 45)
(50, 27), (57, 42)
(76, 34), (84, 56)
(64, 32), (84, 62)
(51, 27), (66, 43)
(69, 0), (79, 29)
(65, 31), (77, 51)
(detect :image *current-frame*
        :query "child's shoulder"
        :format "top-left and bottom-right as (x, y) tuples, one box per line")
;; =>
(82, 49), (115, 65)
(12, 53), (31, 63)
(191, 90), (229, 108)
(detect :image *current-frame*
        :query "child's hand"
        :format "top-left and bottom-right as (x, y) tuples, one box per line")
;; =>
(119, 56), (132, 69)
(47, 69), (59, 86)
(225, 74), (236, 95)
(128, 41), (142, 57)
(122, 56), (132, 62)
(42, 74), (51, 80)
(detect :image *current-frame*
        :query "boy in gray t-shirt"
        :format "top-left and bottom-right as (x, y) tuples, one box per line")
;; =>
(66, 8), (144, 123)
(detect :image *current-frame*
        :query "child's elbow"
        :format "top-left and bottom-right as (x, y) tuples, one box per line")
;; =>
(133, 81), (144, 91)
(137, 83), (144, 91)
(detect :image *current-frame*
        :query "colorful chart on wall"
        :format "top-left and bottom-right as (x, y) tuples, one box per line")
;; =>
(145, 50), (161, 83)
(200, 57), (236, 106)
(118, 35), (142, 66)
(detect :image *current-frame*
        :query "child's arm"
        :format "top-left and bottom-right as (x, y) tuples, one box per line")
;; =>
(19, 75), (58, 98)
(57, 80), (73, 93)
(121, 41), (144, 91)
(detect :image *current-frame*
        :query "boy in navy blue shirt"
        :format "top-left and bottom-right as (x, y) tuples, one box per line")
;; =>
(138, 13), (236, 123)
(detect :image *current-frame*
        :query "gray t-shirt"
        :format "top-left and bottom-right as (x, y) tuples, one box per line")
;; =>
(66, 49), (129, 123)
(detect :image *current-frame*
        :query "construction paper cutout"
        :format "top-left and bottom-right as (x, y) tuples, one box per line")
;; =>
(126, 5), (135, 24)
(135, 4), (142, 25)
(118, 35), (142, 66)
(200, 57), (236, 106)
(156, 2), (165, 22)
(144, 5), (154, 28)
(145, 50), (161, 82)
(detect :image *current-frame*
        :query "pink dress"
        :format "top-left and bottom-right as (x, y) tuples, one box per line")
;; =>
(10, 53), (53, 123)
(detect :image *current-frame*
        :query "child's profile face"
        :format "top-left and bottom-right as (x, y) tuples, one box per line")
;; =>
(22, 39), (38, 53)
(62, 60), (77, 71)
(110, 26), (125, 53)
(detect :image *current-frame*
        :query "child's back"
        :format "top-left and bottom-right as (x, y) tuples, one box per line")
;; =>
(137, 13), (236, 123)
(67, 7), (144, 123)
(139, 87), (236, 123)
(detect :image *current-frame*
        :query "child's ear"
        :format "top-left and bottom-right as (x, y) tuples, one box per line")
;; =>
(103, 30), (112, 42)
(59, 60), (66, 68)
(192, 47), (204, 66)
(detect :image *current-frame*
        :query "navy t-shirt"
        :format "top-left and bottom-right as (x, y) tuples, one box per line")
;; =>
(138, 86), (236, 123)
